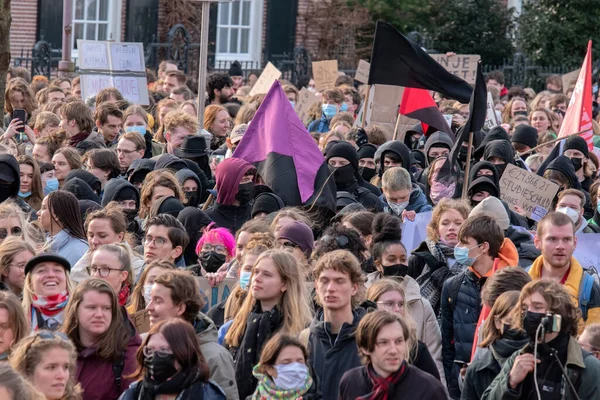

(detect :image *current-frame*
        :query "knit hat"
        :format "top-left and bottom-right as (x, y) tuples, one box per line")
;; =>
(357, 144), (377, 160)
(251, 192), (285, 218)
(25, 254), (71, 276)
(326, 141), (359, 170)
(511, 124), (538, 149)
(228, 61), (243, 77)
(564, 135), (589, 158)
(470, 196), (510, 230)
(468, 176), (499, 199)
(278, 221), (314, 258)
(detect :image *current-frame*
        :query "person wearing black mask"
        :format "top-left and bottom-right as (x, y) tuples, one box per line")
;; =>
(326, 141), (383, 212)
(483, 280), (600, 399)
(0, 154), (36, 219)
(510, 124), (538, 161)
(563, 135), (593, 192)
(177, 207), (213, 267)
(119, 318), (226, 400)
(175, 169), (203, 208)
(483, 139), (515, 179)
(102, 177), (143, 243)
(467, 176), (499, 208)
(358, 144), (377, 182)
(205, 158), (255, 233)
(374, 140), (412, 179)
(404, 123), (425, 150)
(367, 213), (409, 282)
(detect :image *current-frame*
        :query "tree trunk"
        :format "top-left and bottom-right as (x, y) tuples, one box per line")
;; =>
(0, 0), (11, 128)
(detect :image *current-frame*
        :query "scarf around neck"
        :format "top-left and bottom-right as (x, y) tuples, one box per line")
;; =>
(118, 284), (130, 307)
(358, 362), (407, 400)
(32, 291), (69, 316)
(251, 364), (313, 400)
(142, 366), (201, 399)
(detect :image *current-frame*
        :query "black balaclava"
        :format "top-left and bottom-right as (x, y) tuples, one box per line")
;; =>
(326, 141), (359, 191)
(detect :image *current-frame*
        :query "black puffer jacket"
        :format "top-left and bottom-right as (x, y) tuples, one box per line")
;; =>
(440, 268), (485, 399)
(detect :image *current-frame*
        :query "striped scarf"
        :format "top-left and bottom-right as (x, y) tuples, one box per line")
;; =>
(251, 365), (313, 400)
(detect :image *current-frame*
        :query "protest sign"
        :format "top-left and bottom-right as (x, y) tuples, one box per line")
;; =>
(131, 309), (150, 334)
(78, 40), (150, 105)
(196, 277), (238, 309)
(401, 211), (432, 253)
(562, 69), (580, 94)
(443, 114), (453, 128)
(499, 164), (559, 221)
(249, 62), (282, 96)
(574, 233), (600, 275)
(430, 54), (480, 84)
(371, 84), (403, 125)
(295, 87), (321, 124)
(312, 60), (338, 92)
(355, 60), (370, 84)
(484, 92), (499, 130)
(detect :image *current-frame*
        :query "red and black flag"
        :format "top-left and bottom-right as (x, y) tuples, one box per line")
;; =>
(400, 87), (454, 137)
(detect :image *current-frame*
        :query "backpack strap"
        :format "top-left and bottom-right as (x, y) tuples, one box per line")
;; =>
(579, 271), (594, 321)
(112, 351), (126, 392)
(447, 272), (465, 314)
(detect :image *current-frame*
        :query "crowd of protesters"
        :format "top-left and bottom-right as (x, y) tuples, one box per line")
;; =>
(0, 58), (599, 400)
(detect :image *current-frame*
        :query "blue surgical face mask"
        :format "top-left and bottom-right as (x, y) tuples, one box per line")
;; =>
(273, 362), (309, 389)
(239, 271), (251, 290)
(125, 125), (147, 136)
(322, 103), (338, 119)
(289, 100), (296, 108)
(43, 178), (59, 195)
(340, 102), (349, 112)
(18, 191), (32, 198)
(453, 243), (482, 266)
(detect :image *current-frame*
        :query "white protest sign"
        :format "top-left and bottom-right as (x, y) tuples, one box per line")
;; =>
(484, 92), (499, 130)
(110, 43), (145, 72)
(249, 62), (282, 96)
(430, 54), (480, 84)
(77, 41), (110, 70)
(499, 164), (559, 221)
(443, 114), (453, 128)
(574, 233), (600, 275)
(355, 60), (370, 84)
(295, 87), (321, 124)
(196, 277), (238, 310)
(312, 60), (338, 92)
(401, 211), (432, 253)
(80, 74), (114, 100)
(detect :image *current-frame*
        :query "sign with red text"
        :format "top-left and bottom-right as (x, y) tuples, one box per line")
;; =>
(430, 54), (480, 84)
(78, 40), (149, 105)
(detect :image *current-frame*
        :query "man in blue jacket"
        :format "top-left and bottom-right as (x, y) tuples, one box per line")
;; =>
(380, 166), (432, 221)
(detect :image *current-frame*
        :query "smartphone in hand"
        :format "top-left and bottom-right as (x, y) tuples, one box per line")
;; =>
(12, 109), (26, 133)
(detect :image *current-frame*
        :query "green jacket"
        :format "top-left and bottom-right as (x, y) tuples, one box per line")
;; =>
(482, 336), (600, 400)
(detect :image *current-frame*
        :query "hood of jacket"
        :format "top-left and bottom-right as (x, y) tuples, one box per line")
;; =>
(214, 158), (253, 205)
(127, 158), (156, 179)
(469, 161), (499, 187)
(65, 170), (102, 195)
(193, 313), (219, 345)
(154, 153), (188, 172)
(546, 155), (581, 189)
(483, 139), (515, 166)
(424, 132), (454, 165)
(101, 177), (140, 208)
(494, 237), (520, 271)
(399, 275), (423, 303)
(178, 207), (212, 265)
(474, 126), (511, 160)
(175, 168), (202, 196)
(374, 140), (411, 172)
(0, 154), (20, 199)
(62, 177), (101, 203)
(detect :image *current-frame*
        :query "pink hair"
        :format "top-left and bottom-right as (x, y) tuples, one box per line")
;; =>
(195, 223), (236, 257)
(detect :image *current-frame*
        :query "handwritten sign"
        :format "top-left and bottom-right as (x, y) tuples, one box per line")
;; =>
(484, 92), (499, 130)
(295, 87), (321, 124)
(312, 60), (338, 92)
(196, 277), (238, 310)
(78, 41), (110, 70)
(110, 43), (144, 72)
(132, 309), (150, 334)
(355, 60), (370, 84)
(574, 234), (600, 275)
(499, 164), (559, 220)
(430, 54), (480, 84)
(80, 74), (114, 98)
(249, 62), (282, 96)
(371, 84), (403, 124)
(113, 76), (145, 103)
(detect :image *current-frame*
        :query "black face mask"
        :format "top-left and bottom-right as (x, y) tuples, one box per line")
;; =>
(459, 147), (469, 163)
(200, 251), (227, 272)
(254, 184), (272, 197)
(122, 208), (138, 224)
(494, 163), (507, 177)
(569, 157), (583, 172)
(235, 182), (255, 205)
(382, 263), (408, 277)
(0, 182), (12, 202)
(184, 191), (199, 207)
(144, 353), (177, 383)
(502, 324), (524, 340)
(332, 164), (356, 189)
(513, 110), (528, 117)
(410, 136), (420, 150)
(522, 311), (547, 341)
(471, 199), (481, 208)
(359, 166), (376, 182)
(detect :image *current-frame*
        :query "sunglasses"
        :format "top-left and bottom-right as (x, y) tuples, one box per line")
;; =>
(0, 226), (22, 240)
(25, 331), (70, 354)
(320, 234), (349, 249)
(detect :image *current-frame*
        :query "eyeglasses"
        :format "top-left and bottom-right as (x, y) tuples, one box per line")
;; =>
(201, 243), (227, 254)
(144, 236), (168, 248)
(377, 301), (405, 310)
(87, 266), (123, 278)
(0, 226), (22, 239)
(320, 235), (349, 249)
(116, 148), (137, 155)
(143, 345), (173, 358)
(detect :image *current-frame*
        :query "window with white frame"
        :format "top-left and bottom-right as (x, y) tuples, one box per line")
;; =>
(216, 0), (263, 63)
(72, 0), (122, 54)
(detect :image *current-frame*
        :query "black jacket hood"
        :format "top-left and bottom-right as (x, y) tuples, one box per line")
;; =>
(469, 161), (500, 187)
(0, 154), (20, 198)
(175, 169), (202, 195)
(154, 153), (188, 172)
(127, 159), (155, 182)
(483, 139), (515, 165)
(102, 177), (140, 208)
(178, 207), (213, 266)
(546, 155), (581, 189)
(62, 177), (101, 203)
(375, 140), (411, 174)
(424, 132), (453, 163)
(474, 126), (511, 160)
(65, 170), (102, 195)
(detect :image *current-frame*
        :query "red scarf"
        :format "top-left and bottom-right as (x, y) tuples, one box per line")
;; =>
(68, 131), (91, 146)
(118, 284), (130, 306)
(358, 362), (407, 400)
(31, 291), (69, 317)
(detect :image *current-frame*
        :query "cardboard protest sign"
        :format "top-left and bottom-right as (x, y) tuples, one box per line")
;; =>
(312, 60), (338, 92)
(574, 233), (600, 275)
(484, 92), (499, 130)
(131, 309), (150, 334)
(295, 87), (321, 124)
(249, 62), (282, 96)
(562, 69), (580, 94)
(499, 164), (559, 221)
(371, 84), (403, 125)
(401, 211), (432, 253)
(355, 60), (370, 84)
(78, 40), (150, 105)
(430, 54), (480, 85)
(196, 277), (238, 310)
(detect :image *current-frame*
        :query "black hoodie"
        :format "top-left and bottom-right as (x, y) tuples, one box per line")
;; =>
(102, 178), (140, 208)
(177, 207), (213, 266)
(175, 169), (202, 208)
(545, 155), (593, 217)
(473, 126), (511, 160)
(127, 159), (156, 185)
(62, 177), (101, 204)
(154, 153), (188, 172)
(183, 159), (212, 203)
(483, 139), (515, 166)
(0, 154), (35, 218)
(65, 170), (102, 196)
(374, 140), (411, 176)
(468, 161), (500, 187)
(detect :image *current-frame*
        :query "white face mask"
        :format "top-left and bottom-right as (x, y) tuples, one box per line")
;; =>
(557, 206), (580, 224)
(388, 201), (409, 216)
(273, 362), (309, 389)
(143, 284), (153, 305)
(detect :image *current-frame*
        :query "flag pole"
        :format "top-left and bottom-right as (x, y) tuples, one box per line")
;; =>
(517, 129), (589, 157)
(461, 131), (474, 200)
(392, 109), (402, 141)
(361, 85), (371, 128)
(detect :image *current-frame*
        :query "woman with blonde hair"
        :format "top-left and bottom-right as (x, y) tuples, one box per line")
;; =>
(269, 208), (312, 235)
(530, 90), (552, 111)
(224, 249), (312, 399)
(0, 237), (36, 297)
(10, 330), (82, 400)
(204, 104), (230, 150)
(501, 97), (530, 124)
(180, 100), (198, 117)
(17, 155), (44, 211)
(0, 200), (32, 246)
(138, 170), (185, 219)
(0, 363), (44, 400)
(88, 244), (135, 306)
(0, 291), (29, 360)
(318, 131), (344, 152)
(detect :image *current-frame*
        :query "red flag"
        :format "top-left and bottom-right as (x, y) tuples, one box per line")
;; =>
(558, 40), (593, 150)
(400, 87), (454, 136)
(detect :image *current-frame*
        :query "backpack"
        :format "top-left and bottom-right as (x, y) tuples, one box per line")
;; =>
(579, 271), (594, 321)
(112, 352), (125, 392)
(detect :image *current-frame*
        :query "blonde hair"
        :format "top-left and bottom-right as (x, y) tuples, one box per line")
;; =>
(92, 243), (134, 289)
(480, 290), (520, 348)
(0, 237), (36, 289)
(426, 198), (471, 242)
(225, 249), (312, 347)
(33, 111), (60, 132)
(164, 109), (199, 136)
(22, 267), (74, 320)
(0, 201), (32, 243)
(10, 332), (83, 400)
(270, 208), (312, 232)
(154, 98), (179, 143)
(0, 291), (30, 354)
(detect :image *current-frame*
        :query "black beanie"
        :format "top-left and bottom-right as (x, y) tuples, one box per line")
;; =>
(468, 176), (499, 198)
(228, 61), (243, 77)
(251, 192), (284, 218)
(511, 124), (538, 149)
(326, 141), (359, 170)
(114, 187), (138, 203)
(357, 144), (377, 160)
(564, 135), (589, 157)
